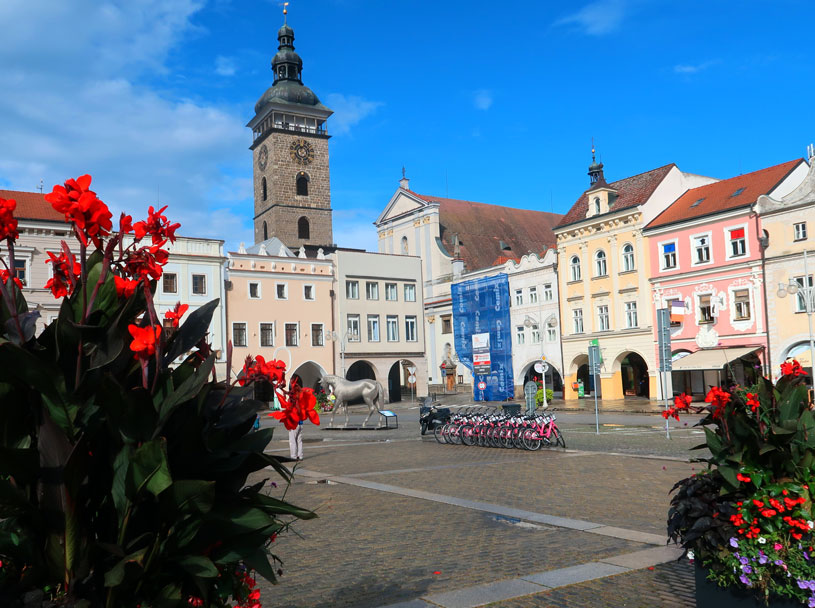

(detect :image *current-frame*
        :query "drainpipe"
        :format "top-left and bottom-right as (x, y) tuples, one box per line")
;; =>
(553, 256), (566, 395)
(753, 204), (772, 376)
(330, 287), (337, 375)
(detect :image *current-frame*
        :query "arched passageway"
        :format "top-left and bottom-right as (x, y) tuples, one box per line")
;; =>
(620, 352), (649, 398)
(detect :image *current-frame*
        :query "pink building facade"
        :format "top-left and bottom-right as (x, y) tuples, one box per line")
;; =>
(644, 159), (807, 398)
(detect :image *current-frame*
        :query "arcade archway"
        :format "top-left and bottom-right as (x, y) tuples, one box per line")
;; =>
(619, 352), (649, 398)
(346, 360), (377, 404)
(387, 359), (418, 403)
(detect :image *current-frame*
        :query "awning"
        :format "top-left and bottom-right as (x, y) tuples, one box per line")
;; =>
(671, 347), (761, 372)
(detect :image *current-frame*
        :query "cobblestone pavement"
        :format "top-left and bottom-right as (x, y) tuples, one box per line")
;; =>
(484, 561), (695, 607)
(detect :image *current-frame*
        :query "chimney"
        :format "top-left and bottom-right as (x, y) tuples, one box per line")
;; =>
(399, 166), (410, 190)
(452, 258), (464, 279)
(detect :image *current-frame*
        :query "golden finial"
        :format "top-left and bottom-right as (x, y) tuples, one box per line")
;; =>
(282, 1), (289, 22)
(591, 137), (596, 161)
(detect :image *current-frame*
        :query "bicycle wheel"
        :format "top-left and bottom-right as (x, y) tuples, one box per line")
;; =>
(434, 422), (447, 444)
(450, 424), (462, 445)
(511, 427), (525, 449)
(460, 424), (475, 446)
(552, 426), (566, 448)
(522, 428), (542, 451)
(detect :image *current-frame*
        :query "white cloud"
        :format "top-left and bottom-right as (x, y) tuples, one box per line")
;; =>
(674, 60), (718, 75)
(473, 89), (493, 111)
(0, 0), (253, 252)
(324, 93), (383, 136)
(554, 0), (628, 36)
(215, 55), (237, 76)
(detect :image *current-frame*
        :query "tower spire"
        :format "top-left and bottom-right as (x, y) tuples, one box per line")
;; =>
(588, 139), (606, 187)
(282, 1), (289, 23)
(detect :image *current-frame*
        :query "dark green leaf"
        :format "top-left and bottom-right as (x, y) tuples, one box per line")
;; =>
(126, 438), (172, 498)
(104, 547), (147, 587)
(177, 555), (219, 578)
(153, 355), (215, 437)
(164, 299), (219, 363)
(160, 480), (215, 515)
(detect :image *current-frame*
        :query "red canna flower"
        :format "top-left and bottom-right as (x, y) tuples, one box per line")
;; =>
(780, 359), (807, 377)
(705, 386), (731, 419)
(745, 392), (760, 412)
(44, 250), (81, 298)
(44, 175), (112, 248)
(164, 303), (189, 328)
(674, 393), (692, 410)
(0, 197), (19, 241)
(128, 324), (161, 359)
(119, 213), (133, 234)
(114, 275), (140, 298)
(123, 241), (170, 280)
(133, 205), (181, 245)
(186, 597), (203, 607)
(0, 268), (23, 290)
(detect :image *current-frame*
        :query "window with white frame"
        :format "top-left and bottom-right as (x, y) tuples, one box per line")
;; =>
(192, 274), (206, 295)
(547, 326), (557, 342)
(514, 289), (523, 306)
(572, 308), (584, 333)
(386, 315), (399, 341)
(346, 280), (359, 299)
(405, 316), (417, 341)
(367, 315), (380, 342)
(661, 242), (677, 269)
(248, 282), (261, 299)
(303, 284), (315, 300)
(698, 295), (713, 324)
(625, 301), (638, 328)
(728, 227), (746, 257)
(311, 323), (324, 346)
(594, 250), (607, 277)
(275, 283), (288, 300)
(530, 324), (540, 343)
(597, 305), (610, 331)
(693, 235), (711, 264)
(441, 315), (452, 334)
(163, 272), (178, 294)
(621, 243), (635, 272)
(543, 283), (553, 301)
(795, 276), (815, 312)
(232, 322), (247, 347)
(13, 258), (27, 287)
(404, 284), (416, 302)
(733, 290), (751, 320)
(794, 222), (808, 241)
(260, 322), (274, 347)
(285, 323), (298, 346)
(516, 326), (525, 345)
(385, 282), (398, 301)
(570, 256), (581, 281)
(347, 314), (360, 340)
(366, 281), (379, 300)
(528, 286), (538, 304)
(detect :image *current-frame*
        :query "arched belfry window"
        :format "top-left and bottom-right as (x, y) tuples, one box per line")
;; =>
(296, 172), (309, 196)
(262, 221), (268, 241)
(261, 177), (267, 201)
(298, 217), (310, 240)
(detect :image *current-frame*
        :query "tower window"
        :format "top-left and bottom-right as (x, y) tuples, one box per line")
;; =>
(296, 173), (309, 196)
(298, 216), (310, 240)
(261, 177), (267, 201)
(262, 221), (268, 241)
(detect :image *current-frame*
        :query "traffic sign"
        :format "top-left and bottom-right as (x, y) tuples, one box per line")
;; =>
(477, 381), (487, 390)
(408, 375), (416, 383)
(540, 355), (547, 362)
(534, 362), (543, 373)
(540, 362), (549, 373)
(407, 366), (417, 375)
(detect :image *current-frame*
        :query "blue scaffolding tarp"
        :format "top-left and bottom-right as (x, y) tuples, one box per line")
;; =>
(451, 274), (514, 401)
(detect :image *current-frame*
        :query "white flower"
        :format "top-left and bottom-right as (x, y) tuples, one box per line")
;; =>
(687, 550), (694, 561)
(808, 521), (814, 530)
(758, 537), (767, 544)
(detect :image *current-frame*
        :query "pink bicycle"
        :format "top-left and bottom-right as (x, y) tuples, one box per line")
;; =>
(521, 412), (566, 450)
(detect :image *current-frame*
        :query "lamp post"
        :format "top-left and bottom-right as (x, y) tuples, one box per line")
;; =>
(776, 249), (815, 394)
(330, 330), (358, 378)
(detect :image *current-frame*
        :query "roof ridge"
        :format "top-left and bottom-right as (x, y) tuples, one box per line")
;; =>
(411, 191), (563, 217)
(601, 162), (676, 190)
(683, 158), (799, 194)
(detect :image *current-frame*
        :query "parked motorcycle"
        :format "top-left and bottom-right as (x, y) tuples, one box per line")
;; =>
(420, 403), (450, 435)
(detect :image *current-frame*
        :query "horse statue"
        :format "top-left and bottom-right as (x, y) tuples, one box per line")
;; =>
(319, 375), (385, 427)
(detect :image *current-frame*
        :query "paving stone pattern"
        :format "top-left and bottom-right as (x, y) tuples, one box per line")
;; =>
(484, 561), (695, 608)
(257, 481), (646, 608)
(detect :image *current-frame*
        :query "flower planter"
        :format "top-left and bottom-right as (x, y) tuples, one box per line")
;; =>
(695, 566), (802, 608)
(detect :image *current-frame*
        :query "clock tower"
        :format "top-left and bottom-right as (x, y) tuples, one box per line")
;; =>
(248, 20), (333, 249)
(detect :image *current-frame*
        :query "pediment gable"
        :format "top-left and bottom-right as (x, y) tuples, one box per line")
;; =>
(375, 189), (432, 225)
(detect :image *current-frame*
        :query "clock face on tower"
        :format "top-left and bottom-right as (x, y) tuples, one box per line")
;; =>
(257, 144), (268, 171)
(289, 138), (315, 165)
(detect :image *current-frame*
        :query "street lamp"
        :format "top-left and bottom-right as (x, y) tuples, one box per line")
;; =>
(776, 249), (815, 395)
(329, 330), (358, 378)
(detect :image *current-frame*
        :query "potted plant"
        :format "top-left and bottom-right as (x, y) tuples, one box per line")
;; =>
(0, 177), (316, 607)
(668, 360), (815, 607)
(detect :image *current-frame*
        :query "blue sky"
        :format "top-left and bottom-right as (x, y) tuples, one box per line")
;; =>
(0, 0), (812, 252)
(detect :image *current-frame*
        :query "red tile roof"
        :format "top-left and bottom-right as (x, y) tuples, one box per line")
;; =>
(491, 255), (520, 267)
(409, 191), (563, 272)
(0, 189), (65, 223)
(556, 164), (676, 228)
(646, 159), (804, 230)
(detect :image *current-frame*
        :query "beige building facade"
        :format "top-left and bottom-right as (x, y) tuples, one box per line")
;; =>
(555, 159), (716, 402)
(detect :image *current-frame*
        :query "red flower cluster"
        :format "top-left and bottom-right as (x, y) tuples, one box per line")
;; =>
(736, 472), (752, 483)
(164, 303), (189, 328)
(114, 275), (140, 298)
(44, 250), (81, 298)
(44, 175), (112, 248)
(781, 359), (808, 377)
(0, 268), (23, 290)
(0, 197), (19, 242)
(662, 393), (692, 421)
(732, 493), (810, 540)
(234, 570), (262, 608)
(186, 598), (203, 607)
(705, 386), (731, 419)
(746, 392), (761, 413)
(272, 386), (320, 430)
(123, 241), (170, 280)
(128, 324), (161, 359)
(134, 205), (180, 245)
(239, 355), (287, 387)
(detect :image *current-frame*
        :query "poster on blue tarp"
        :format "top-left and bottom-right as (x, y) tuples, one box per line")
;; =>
(451, 273), (514, 401)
